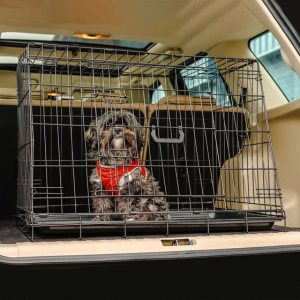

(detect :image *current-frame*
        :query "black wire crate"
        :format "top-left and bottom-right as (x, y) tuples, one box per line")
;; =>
(16, 43), (285, 239)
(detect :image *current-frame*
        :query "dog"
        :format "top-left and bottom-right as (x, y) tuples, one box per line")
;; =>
(85, 110), (168, 221)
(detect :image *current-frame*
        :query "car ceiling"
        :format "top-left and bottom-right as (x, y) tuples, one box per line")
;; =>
(0, 0), (266, 56)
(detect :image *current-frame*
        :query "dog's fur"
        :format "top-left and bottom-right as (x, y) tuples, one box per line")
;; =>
(85, 110), (168, 221)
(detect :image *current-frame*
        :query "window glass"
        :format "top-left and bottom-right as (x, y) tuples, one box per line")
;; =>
(151, 83), (165, 104)
(249, 31), (300, 102)
(180, 55), (231, 106)
(0, 32), (153, 50)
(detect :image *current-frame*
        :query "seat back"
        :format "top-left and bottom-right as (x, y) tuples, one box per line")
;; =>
(145, 100), (248, 210)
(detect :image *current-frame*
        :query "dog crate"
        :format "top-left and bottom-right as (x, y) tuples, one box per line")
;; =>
(16, 43), (285, 240)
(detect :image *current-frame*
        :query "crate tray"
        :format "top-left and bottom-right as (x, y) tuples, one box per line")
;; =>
(29, 211), (279, 234)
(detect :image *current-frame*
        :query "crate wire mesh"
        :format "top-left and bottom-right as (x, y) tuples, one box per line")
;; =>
(17, 43), (285, 239)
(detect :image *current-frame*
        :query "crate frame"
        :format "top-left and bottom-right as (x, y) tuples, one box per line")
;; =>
(16, 43), (285, 240)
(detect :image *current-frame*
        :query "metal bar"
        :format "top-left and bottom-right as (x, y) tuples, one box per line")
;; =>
(246, 211), (249, 233)
(16, 44), (284, 240)
(207, 213), (210, 235)
(79, 216), (82, 240)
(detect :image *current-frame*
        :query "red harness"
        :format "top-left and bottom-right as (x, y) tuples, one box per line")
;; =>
(96, 159), (146, 195)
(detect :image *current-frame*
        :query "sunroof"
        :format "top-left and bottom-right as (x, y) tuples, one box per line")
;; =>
(0, 32), (154, 50)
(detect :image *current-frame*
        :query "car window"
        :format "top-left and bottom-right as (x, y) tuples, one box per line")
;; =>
(180, 55), (231, 106)
(151, 82), (165, 104)
(249, 31), (300, 102)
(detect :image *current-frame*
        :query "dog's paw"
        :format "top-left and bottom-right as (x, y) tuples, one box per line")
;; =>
(92, 215), (111, 221)
(148, 203), (154, 212)
(150, 213), (170, 221)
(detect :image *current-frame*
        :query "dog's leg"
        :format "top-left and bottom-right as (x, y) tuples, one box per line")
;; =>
(118, 169), (169, 221)
(92, 193), (114, 221)
(92, 195), (115, 221)
(90, 177), (115, 221)
(139, 172), (169, 221)
(116, 197), (143, 220)
(116, 198), (130, 220)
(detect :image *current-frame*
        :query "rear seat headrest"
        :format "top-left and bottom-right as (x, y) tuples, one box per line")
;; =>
(73, 89), (129, 103)
(158, 95), (216, 105)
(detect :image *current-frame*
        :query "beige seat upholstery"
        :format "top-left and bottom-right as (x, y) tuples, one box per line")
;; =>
(0, 88), (47, 101)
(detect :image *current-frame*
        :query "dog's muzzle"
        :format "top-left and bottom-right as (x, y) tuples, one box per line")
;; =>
(112, 127), (123, 138)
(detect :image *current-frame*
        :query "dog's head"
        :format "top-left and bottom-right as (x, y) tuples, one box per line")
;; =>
(85, 110), (145, 164)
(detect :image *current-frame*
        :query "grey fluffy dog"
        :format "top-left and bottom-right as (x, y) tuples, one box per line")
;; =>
(85, 110), (168, 221)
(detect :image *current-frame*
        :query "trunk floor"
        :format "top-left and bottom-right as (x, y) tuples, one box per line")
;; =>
(0, 219), (297, 244)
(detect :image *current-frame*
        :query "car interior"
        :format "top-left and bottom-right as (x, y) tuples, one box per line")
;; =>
(0, 0), (300, 260)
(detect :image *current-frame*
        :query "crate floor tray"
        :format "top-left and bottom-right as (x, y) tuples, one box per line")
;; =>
(26, 212), (280, 234)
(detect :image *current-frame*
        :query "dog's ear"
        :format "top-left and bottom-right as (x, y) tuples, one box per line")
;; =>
(131, 118), (145, 152)
(124, 111), (146, 150)
(85, 119), (98, 150)
(135, 123), (145, 149)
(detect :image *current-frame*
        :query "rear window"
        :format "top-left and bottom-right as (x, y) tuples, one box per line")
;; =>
(151, 82), (165, 104)
(249, 31), (300, 102)
(180, 55), (231, 106)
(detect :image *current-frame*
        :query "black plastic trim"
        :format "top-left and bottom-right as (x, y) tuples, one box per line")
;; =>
(1, 244), (300, 266)
(263, 0), (300, 56)
(0, 64), (18, 72)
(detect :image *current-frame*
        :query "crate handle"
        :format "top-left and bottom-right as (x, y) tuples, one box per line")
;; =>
(151, 125), (184, 144)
